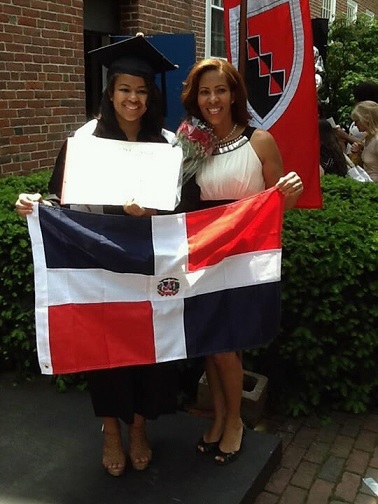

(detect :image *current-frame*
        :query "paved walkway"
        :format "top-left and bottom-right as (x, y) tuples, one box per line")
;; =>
(253, 409), (378, 503)
(1, 371), (377, 503)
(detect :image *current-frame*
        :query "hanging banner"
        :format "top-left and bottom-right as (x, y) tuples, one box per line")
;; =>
(224, 0), (322, 208)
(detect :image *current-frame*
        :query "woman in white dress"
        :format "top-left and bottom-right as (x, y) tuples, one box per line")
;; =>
(178, 58), (303, 464)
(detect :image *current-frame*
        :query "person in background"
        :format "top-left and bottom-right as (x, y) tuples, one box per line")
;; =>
(15, 35), (178, 477)
(349, 81), (378, 139)
(350, 100), (378, 182)
(335, 80), (378, 151)
(318, 119), (348, 176)
(177, 58), (303, 465)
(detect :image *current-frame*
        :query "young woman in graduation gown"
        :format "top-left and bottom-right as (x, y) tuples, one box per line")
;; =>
(15, 35), (179, 477)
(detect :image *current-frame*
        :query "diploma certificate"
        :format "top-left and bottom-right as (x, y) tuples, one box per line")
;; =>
(61, 136), (183, 211)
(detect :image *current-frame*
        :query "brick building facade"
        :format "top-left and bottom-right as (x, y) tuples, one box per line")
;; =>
(0, 0), (201, 177)
(309, 0), (378, 18)
(1, 1), (86, 177)
(1, 0), (377, 177)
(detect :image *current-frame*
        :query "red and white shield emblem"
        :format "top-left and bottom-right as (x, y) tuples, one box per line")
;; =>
(228, 0), (304, 129)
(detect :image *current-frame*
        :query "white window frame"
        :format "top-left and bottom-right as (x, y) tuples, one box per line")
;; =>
(321, 0), (336, 23)
(365, 10), (374, 20)
(346, 0), (358, 22)
(205, 0), (226, 59)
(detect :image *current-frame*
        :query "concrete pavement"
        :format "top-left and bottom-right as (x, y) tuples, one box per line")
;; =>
(1, 371), (377, 503)
(0, 372), (281, 504)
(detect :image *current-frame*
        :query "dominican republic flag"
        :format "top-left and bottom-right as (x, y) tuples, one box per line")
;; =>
(27, 188), (284, 375)
(224, 0), (322, 209)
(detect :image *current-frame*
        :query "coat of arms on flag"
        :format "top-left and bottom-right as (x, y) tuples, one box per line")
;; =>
(27, 188), (284, 375)
(224, 0), (322, 209)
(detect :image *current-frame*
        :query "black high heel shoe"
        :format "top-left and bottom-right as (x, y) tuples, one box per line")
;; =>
(196, 436), (220, 454)
(214, 426), (246, 465)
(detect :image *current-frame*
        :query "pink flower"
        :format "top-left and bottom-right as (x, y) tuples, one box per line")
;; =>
(173, 117), (216, 184)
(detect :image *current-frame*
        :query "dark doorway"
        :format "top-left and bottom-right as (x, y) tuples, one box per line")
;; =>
(311, 18), (329, 64)
(84, 30), (111, 119)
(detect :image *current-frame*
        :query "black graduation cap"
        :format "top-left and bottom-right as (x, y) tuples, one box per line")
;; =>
(88, 34), (178, 81)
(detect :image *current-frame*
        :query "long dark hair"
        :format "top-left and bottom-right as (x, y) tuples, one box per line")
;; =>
(353, 81), (378, 103)
(93, 73), (166, 143)
(319, 119), (348, 176)
(181, 58), (251, 126)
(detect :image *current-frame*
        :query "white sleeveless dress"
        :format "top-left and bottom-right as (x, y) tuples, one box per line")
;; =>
(196, 127), (265, 202)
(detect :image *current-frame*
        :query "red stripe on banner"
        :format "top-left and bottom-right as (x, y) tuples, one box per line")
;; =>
(185, 188), (283, 271)
(48, 301), (156, 373)
(269, 0), (321, 209)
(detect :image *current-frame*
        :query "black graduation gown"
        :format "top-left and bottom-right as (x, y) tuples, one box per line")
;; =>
(48, 137), (178, 424)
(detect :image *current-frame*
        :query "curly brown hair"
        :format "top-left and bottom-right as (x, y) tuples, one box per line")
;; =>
(181, 59), (251, 126)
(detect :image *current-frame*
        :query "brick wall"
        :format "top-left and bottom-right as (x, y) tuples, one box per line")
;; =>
(2, 0), (376, 177)
(309, 0), (322, 18)
(0, 0), (86, 177)
(338, 0), (378, 15)
(192, 0), (206, 58)
(1, 0), (205, 177)
(309, 0), (378, 17)
(119, 0), (205, 57)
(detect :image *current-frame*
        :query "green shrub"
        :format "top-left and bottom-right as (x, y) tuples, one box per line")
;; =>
(246, 175), (378, 415)
(0, 171), (51, 376)
(320, 15), (378, 124)
(1, 173), (378, 414)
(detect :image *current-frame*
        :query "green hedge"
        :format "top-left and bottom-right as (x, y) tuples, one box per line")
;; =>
(246, 175), (378, 415)
(1, 173), (378, 413)
(0, 171), (51, 375)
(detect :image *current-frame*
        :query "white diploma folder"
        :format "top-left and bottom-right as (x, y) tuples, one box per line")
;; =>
(61, 136), (183, 211)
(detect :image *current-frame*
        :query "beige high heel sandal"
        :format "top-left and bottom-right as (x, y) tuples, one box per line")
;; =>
(102, 425), (126, 477)
(128, 424), (152, 471)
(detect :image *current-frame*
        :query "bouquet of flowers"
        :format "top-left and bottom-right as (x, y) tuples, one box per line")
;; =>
(173, 116), (216, 185)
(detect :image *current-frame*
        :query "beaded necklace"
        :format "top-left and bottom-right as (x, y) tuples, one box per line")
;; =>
(216, 123), (238, 145)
